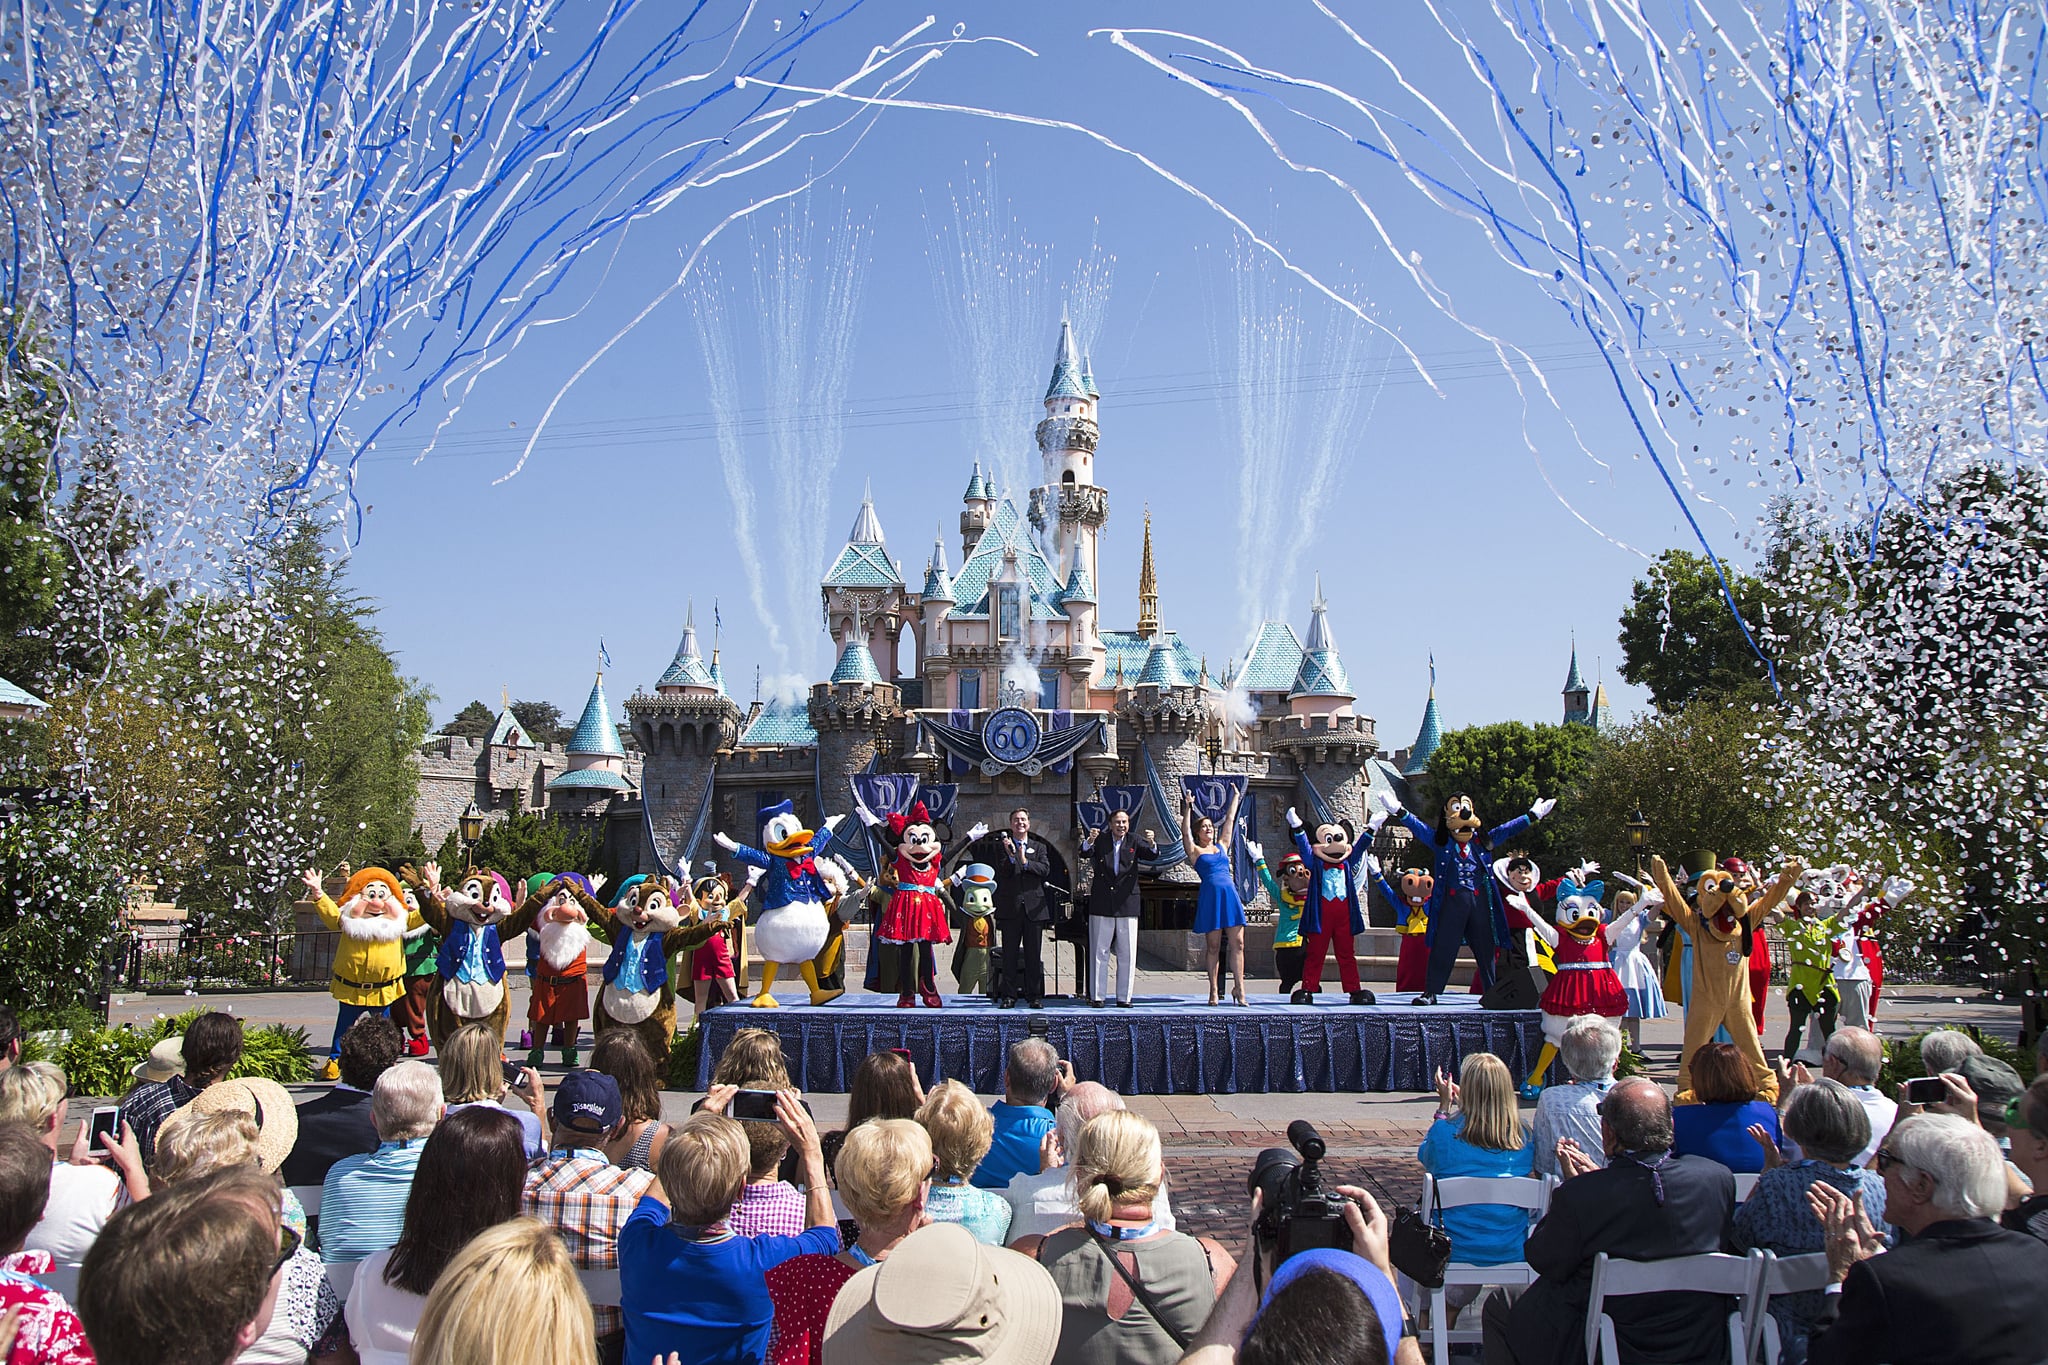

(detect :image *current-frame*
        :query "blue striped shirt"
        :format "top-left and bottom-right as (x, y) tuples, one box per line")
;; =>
(319, 1139), (425, 1265)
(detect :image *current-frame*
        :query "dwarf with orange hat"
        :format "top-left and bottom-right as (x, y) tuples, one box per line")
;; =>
(301, 865), (427, 1081)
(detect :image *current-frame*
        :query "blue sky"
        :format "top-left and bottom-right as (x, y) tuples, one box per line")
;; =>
(342, 1), (1768, 743)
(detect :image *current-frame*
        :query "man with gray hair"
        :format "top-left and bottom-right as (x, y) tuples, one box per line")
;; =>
(1806, 1113), (2048, 1364)
(1532, 1015), (1621, 1178)
(999, 1080), (1177, 1240)
(969, 1036), (1067, 1190)
(1819, 1026), (1895, 1167)
(1485, 1079), (1737, 1365)
(317, 1058), (443, 1264)
(1918, 1028), (1982, 1077)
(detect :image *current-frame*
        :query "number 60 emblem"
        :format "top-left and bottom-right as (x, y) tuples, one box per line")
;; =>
(981, 707), (1041, 766)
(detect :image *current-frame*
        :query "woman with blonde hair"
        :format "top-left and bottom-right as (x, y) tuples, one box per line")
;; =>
(408, 1217), (596, 1365)
(1030, 1110), (1233, 1365)
(439, 1020), (547, 1158)
(710, 1027), (792, 1088)
(917, 1079), (1014, 1245)
(0, 1061), (146, 1260)
(1418, 1051), (1536, 1317)
(764, 1119), (934, 1365)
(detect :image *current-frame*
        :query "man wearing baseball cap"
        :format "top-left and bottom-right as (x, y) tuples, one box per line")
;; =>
(522, 1071), (653, 1357)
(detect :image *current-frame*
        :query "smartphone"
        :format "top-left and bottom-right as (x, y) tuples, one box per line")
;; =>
(87, 1106), (119, 1155)
(888, 1047), (914, 1064)
(502, 1060), (527, 1087)
(728, 1089), (781, 1123)
(1904, 1076), (1949, 1105)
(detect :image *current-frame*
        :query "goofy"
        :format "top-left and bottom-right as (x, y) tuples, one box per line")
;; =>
(1380, 789), (1556, 1005)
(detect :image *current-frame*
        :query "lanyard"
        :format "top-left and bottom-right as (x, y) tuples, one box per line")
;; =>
(846, 1243), (879, 1268)
(1088, 1217), (1160, 1241)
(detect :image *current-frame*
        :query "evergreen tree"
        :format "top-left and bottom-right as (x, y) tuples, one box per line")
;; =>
(441, 700), (495, 739)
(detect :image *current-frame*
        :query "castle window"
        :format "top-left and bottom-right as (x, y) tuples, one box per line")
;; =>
(1062, 470), (1075, 485)
(996, 584), (1021, 642)
(957, 670), (982, 710)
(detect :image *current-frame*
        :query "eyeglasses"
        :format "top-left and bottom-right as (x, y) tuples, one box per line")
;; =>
(274, 1221), (303, 1276)
(1872, 1147), (1918, 1177)
(2007, 1097), (2035, 1133)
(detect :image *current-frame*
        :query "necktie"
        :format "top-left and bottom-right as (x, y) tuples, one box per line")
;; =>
(1112, 841), (1122, 876)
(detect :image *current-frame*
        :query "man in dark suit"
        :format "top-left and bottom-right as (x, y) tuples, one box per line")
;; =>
(1081, 808), (1155, 1008)
(1483, 1078), (1736, 1365)
(280, 1012), (403, 1189)
(984, 807), (1058, 1009)
(1805, 1112), (2048, 1365)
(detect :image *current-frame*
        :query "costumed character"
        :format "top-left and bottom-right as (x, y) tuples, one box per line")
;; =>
(1381, 790), (1556, 1005)
(1648, 853), (1800, 1102)
(1802, 864), (1912, 1032)
(1519, 867), (1652, 1096)
(1283, 806), (1379, 1007)
(856, 862), (900, 995)
(813, 855), (864, 996)
(951, 862), (997, 997)
(688, 868), (758, 1017)
(1778, 888), (1838, 1060)
(523, 871), (604, 1068)
(1363, 854), (1433, 994)
(1249, 844), (1311, 996)
(302, 866), (425, 1081)
(588, 874), (718, 1057)
(712, 800), (849, 1008)
(1604, 880), (1670, 1048)
(401, 861), (547, 1050)
(855, 799), (954, 1008)
(1722, 858), (1773, 1036)
(395, 887), (437, 1058)
(1487, 854), (1560, 1009)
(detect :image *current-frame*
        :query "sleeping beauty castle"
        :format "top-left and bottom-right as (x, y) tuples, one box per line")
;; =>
(415, 325), (1584, 933)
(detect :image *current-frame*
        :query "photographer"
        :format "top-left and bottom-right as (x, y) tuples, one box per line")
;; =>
(1177, 1180), (1420, 1365)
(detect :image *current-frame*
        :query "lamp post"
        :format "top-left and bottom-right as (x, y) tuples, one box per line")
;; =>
(1625, 807), (1650, 879)
(459, 800), (485, 869)
(1201, 732), (1223, 772)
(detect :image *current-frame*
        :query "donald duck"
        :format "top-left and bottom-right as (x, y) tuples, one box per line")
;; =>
(714, 800), (848, 1007)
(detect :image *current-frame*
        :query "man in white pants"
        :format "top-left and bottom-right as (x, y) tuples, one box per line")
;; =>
(1080, 809), (1155, 1008)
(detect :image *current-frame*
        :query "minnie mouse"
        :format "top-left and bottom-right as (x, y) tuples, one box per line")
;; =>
(856, 798), (953, 1008)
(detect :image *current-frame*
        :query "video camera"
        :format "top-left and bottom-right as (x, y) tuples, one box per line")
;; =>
(1247, 1119), (1351, 1263)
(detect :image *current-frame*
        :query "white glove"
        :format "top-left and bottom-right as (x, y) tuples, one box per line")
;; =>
(712, 832), (739, 853)
(854, 799), (881, 827)
(949, 868), (966, 889)
(1244, 839), (1264, 863)
(1373, 790), (1403, 817)
(589, 873), (607, 894)
(966, 821), (989, 842)
(1366, 808), (1389, 835)
(1364, 852), (1382, 878)
(1880, 875), (1914, 906)
(822, 813), (844, 835)
(1284, 806), (1303, 831)
(745, 865), (766, 887)
(1530, 796), (1558, 820)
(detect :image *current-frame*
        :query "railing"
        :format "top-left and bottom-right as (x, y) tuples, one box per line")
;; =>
(123, 929), (340, 990)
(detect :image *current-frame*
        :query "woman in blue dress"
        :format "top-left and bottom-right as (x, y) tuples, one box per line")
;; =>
(1182, 787), (1247, 1006)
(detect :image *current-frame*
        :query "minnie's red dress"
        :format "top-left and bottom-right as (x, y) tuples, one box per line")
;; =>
(1538, 932), (1627, 1018)
(878, 854), (952, 945)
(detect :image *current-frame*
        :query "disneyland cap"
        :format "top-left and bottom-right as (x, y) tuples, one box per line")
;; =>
(552, 1070), (622, 1136)
(1248, 1248), (1404, 1363)
(823, 1221), (1060, 1365)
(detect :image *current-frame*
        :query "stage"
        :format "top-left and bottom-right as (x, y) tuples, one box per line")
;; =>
(696, 992), (1543, 1095)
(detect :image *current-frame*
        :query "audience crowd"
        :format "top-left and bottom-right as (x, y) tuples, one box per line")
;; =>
(0, 998), (2044, 1365)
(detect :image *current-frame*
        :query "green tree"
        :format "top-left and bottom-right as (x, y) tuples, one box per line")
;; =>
(1417, 721), (1597, 866)
(441, 700), (495, 739)
(1617, 549), (1779, 712)
(429, 811), (601, 891)
(0, 352), (67, 691)
(0, 798), (127, 1017)
(510, 700), (568, 746)
(1554, 698), (1793, 879)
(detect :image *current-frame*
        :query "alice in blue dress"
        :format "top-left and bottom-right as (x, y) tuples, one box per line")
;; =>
(1192, 850), (1248, 933)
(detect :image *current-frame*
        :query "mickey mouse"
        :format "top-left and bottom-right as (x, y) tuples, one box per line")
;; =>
(1284, 807), (1382, 1006)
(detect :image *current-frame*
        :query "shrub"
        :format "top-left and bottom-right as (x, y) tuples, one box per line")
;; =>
(56, 1008), (315, 1098)
(667, 1025), (701, 1091)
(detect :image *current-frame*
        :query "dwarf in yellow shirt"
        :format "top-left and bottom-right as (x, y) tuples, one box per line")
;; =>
(302, 865), (424, 1079)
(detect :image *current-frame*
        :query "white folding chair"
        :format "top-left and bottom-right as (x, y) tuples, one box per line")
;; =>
(1415, 1174), (1553, 1365)
(1747, 1251), (1830, 1365)
(578, 1267), (622, 1308)
(322, 1259), (358, 1302)
(1583, 1249), (1761, 1365)
(289, 1184), (323, 1218)
(1732, 1173), (1761, 1203)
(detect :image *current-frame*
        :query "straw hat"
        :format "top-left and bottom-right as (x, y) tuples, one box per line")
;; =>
(169, 1077), (300, 1174)
(823, 1221), (1059, 1365)
(132, 1036), (185, 1085)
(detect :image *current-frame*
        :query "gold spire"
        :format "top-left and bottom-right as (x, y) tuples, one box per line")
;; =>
(1135, 506), (1159, 639)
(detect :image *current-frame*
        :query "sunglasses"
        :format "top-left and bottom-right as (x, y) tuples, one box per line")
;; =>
(274, 1221), (303, 1276)
(1872, 1147), (1920, 1177)
(2007, 1097), (2036, 1133)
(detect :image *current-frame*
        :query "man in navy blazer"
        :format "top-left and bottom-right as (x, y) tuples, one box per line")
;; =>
(280, 1013), (402, 1189)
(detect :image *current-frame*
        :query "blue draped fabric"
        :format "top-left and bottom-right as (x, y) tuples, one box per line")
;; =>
(920, 783), (960, 829)
(697, 995), (1543, 1094)
(1137, 746), (1187, 870)
(1076, 800), (1108, 836)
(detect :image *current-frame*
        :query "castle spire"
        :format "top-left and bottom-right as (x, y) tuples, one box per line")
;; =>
(1045, 318), (1086, 402)
(1403, 656), (1443, 776)
(1563, 634), (1592, 725)
(1135, 507), (1159, 639)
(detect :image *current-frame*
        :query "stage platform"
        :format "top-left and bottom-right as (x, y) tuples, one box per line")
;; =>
(696, 992), (1543, 1095)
